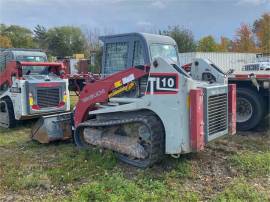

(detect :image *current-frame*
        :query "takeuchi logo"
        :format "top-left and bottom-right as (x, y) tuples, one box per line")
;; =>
(81, 89), (106, 102)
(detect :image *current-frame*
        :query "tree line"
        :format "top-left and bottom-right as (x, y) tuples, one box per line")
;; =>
(163, 13), (269, 53)
(0, 13), (269, 57)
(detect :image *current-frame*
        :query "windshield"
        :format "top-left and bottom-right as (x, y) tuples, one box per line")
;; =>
(22, 66), (58, 76)
(150, 44), (178, 63)
(16, 55), (47, 62)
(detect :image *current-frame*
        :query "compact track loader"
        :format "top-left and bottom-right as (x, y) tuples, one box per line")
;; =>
(31, 33), (236, 168)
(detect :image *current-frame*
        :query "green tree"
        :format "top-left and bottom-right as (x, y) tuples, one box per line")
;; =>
(160, 26), (196, 53)
(0, 24), (7, 34)
(33, 25), (48, 50)
(1, 25), (36, 48)
(253, 13), (270, 53)
(197, 35), (218, 52)
(46, 26), (87, 56)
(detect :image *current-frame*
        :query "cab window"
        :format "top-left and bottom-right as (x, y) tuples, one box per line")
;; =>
(104, 42), (129, 74)
(150, 44), (178, 63)
(133, 40), (145, 66)
(16, 55), (46, 62)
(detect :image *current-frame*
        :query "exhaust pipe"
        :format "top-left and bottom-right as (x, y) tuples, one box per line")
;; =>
(83, 128), (148, 159)
(31, 112), (73, 143)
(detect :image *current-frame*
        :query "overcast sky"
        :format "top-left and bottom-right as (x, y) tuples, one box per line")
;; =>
(0, 0), (269, 41)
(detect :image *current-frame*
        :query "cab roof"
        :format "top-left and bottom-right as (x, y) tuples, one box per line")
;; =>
(99, 32), (177, 46)
(1, 49), (47, 59)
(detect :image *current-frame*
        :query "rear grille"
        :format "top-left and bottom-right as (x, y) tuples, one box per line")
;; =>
(208, 93), (227, 135)
(36, 88), (60, 108)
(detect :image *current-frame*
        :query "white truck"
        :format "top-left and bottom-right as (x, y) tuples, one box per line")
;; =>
(0, 49), (70, 128)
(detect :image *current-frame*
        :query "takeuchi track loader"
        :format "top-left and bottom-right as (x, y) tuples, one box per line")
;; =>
(32, 33), (236, 168)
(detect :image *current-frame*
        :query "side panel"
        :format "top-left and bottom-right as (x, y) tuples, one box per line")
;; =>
(142, 58), (193, 154)
(189, 89), (204, 151)
(228, 84), (236, 135)
(13, 80), (26, 119)
(0, 80), (25, 120)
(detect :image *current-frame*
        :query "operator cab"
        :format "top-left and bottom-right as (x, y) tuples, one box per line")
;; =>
(99, 33), (181, 76)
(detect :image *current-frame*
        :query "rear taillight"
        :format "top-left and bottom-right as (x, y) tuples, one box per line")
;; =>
(58, 101), (65, 108)
(32, 105), (40, 110)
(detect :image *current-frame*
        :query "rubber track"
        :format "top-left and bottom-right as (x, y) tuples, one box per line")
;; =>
(74, 111), (165, 167)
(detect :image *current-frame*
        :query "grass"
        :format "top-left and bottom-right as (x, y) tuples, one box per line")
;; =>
(0, 125), (31, 146)
(0, 142), (117, 191)
(0, 96), (269, 201)
(67, 172), (200, 202)
(229, 151), (270, 177)
(68, 173), (176, 202)
(212, 179), (269, 202)
(165, 158), (194, 179)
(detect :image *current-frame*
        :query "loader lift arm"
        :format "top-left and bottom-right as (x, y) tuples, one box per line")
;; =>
(74, 66), (149, 127)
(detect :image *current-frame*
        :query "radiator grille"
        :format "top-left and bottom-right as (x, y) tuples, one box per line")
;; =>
(36, 88), (60, 108)
(208, 93), (227, 136)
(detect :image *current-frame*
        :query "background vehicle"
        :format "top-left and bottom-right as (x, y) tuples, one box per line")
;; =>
(0, 48), (70, 128)
(32, 33), (236, 168)
(57, 57), (99, 94)
(180, 53), (269, 131)
(229, 70), (269, 131)
(242, 61), (270, 71)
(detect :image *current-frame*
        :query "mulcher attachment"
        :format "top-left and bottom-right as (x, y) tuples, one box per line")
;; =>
(31, 112), (73, 143)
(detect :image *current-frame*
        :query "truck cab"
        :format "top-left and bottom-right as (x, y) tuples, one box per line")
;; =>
(0, 49), (70, 128)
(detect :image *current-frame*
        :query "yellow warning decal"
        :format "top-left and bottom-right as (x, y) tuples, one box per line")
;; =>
(114, 80), (123, 88)
(29, 97), (34, 106)
(109, 82), (136, 98)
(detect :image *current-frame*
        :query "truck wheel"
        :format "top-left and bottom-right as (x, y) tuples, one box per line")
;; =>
(0, 97), (16, 128)
(236, 88), (265, 131)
